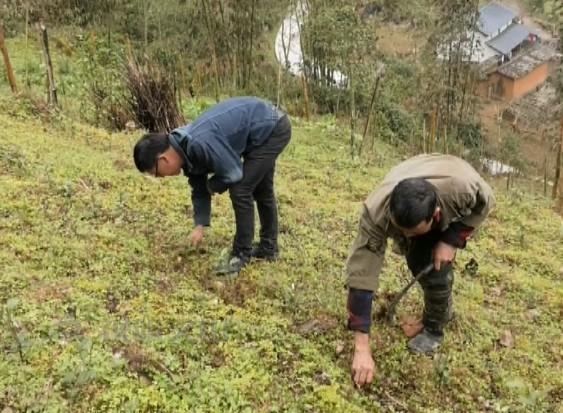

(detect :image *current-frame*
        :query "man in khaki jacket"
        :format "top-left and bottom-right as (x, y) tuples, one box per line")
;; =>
(346, 154), (495, 387)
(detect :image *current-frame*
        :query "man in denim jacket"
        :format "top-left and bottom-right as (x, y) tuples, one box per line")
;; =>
(133, 97), (291, 274)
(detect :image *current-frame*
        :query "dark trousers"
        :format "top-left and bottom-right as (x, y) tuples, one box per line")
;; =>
(229, 115), (292, 256)
(406, 229), (454, 335)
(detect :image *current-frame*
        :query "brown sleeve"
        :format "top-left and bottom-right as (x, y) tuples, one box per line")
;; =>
(345, 208), (387, 292)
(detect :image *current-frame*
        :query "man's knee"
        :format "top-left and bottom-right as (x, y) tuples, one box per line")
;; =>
(254, 186), (275, 202)
(230, 183), (253, 201)
(423, 267), (453, 292)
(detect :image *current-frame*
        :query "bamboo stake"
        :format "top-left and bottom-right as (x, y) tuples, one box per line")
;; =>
(0, 23), (18, 94)
(39, 23), (58, 106)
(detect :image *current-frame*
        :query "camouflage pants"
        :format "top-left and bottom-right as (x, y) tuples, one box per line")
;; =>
(406, 229), (454, 335)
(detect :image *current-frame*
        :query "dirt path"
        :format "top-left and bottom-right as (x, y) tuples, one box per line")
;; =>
(501, 0), (554, 39)
(477, 96), (557, 172)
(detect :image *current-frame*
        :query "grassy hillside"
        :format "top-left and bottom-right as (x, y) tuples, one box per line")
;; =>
(0, 101), (562, 412)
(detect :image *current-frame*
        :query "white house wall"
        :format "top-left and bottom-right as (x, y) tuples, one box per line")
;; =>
(470, 31), (500, 63)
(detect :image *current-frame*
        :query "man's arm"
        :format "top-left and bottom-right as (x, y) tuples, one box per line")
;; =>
(348, 287), (376, 387)
(441, 185), (496, 249)
(436, 184), (495, 270)
(346, 209), (387, 387)
(440, 221), (474, 249)
(188, 174), (212, 227)
(190, 140), (243, 195)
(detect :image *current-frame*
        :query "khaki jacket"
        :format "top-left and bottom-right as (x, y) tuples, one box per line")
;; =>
(346, 154), (495, 291)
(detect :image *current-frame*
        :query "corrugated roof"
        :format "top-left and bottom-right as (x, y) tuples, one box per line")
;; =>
(478, 2), (518, 36)
(487, 23), (531, 55)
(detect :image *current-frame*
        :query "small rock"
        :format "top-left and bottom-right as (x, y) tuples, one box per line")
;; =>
(400, 316), (423, 338)
(526, 308), (540, 321)
(491, 287), (503, 297)
(464, 258), (479, 276)
(296, 316), (337, 335)
(499, 330), (514, 348)
(138, 373), (152, 386)
(125, 120), (136, 133)
(106, 293), (119, 314)
(335, 341), (345, 356)
(212, 281), (225, 292)
(314, 371), (331, 385)
(2, 407), (14, 413)
(297, 319), (321, 335)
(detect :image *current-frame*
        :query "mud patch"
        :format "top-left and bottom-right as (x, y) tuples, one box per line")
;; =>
(0, 144), (29, 177)
(114, 343), (175, 383)
(203, 276), (259, 307)
(31, 282), (72, 303)
(374, 291), (398, 320)
(295, 313), (339, 335)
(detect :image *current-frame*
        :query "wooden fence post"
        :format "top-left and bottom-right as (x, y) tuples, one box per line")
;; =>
(39, 23), (58, 107)
(0, 23), (18, 94)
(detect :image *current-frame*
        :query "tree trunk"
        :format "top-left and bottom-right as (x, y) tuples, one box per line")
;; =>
(349, 68), (356, 158)
(430, 106), (437, 153)
(39, 24), (58, 106)
(201, 0), (220, 101)
(276, 63), (283, 108)
(362, 74), (381, 142)
(558, 4), (563, 211)
(217, 0), (235, 86)
(301, 74), (310, 121)
(25, 6), (29, 87)
(234, 4), (242, 87)
(422, 118), (427, 153)
(554, 118), (563, 199)
(457, 1), (479, 128)
(247, 0), (256, 87)
(361, 68), (385, 155)
(143, 0), (149, 47)
(0, 24), (18, 94)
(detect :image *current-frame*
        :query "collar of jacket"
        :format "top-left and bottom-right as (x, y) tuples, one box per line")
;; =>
(435, 193), (451, 232)
(168, 131), (193, 174)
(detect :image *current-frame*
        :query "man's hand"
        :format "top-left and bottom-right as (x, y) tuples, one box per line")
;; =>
(189, 225), (205, 247)
(433, 241), (457, 271)
(352, 332), (375, 388)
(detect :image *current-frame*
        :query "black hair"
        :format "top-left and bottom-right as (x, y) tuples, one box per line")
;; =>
(389, 178), (437, 229)
(133, 133), (170, 172)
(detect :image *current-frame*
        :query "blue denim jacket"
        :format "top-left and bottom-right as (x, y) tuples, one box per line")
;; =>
(168, 97), (282, 226)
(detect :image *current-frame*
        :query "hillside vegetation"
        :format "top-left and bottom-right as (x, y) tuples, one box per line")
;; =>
(1, 102), (562, 412)
(1, 0), (562, 410)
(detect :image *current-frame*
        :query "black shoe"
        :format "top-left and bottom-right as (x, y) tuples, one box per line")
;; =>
(250, 244), (279, 261)
(407, 329), (444, 354)
(214, 253), (250, 276)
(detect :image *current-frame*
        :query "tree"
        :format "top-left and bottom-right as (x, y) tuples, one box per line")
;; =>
(556, 1), (563, 209)
(418, 0), (480, 152)
(300, 0), (377, 114)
